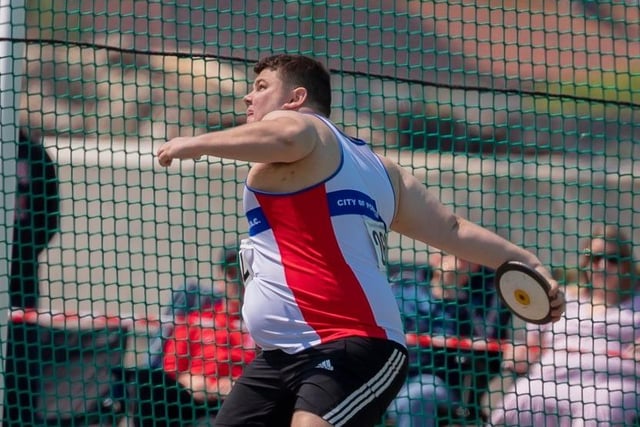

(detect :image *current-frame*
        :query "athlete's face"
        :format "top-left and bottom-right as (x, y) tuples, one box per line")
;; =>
(243, 69), (294, 123)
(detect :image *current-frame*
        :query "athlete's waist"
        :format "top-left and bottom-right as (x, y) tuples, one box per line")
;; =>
(260, 336), (409, 357)
(242, 288), (405, 354)
(252, 330), (408, 355)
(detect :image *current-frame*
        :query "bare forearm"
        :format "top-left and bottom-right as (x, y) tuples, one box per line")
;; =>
(391, 165), (544, 271)
(157, 113), (317, 167)
(439, 218), (542, 271)
(190, 119), (312, 163)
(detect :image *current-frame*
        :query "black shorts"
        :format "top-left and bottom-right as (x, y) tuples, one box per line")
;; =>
(214, 337), (408, 427)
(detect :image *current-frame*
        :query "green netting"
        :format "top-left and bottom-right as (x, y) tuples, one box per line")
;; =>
(1, 1), (639, 426)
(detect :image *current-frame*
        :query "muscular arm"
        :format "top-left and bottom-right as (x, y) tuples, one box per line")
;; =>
(386, 160), (565, 320)
(385, 159), (543, 271)
(157, 110), (319, 166)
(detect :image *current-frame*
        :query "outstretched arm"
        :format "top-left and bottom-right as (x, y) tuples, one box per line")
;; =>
(385, 159), (564, 321)
(157, 110), (319, 166)
(388, 160), (539, 269)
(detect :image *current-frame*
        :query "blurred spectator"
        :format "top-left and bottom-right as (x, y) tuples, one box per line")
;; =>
(386, 253), (510, 427)
(212, 243), (243, 300)
(146, 243), (241, 366)
(129, 243), (255, 427)
(10, 128), (60, 308)
(490, 224), (640, 426)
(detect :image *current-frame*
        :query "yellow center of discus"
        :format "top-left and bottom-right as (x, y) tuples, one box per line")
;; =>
(514, 289), (531, 306)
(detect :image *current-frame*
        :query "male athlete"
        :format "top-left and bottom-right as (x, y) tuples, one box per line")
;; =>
(157, 54), (565, 427)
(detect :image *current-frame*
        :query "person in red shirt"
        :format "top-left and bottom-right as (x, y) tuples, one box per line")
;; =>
(162, 296), (255, 404)
(130, 244), (255, 427)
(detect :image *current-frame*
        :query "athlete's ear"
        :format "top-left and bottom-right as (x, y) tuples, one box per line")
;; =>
(285, 87), (307, 109)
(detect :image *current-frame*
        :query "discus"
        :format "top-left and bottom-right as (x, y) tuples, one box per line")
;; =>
(495, 260), (553, 324)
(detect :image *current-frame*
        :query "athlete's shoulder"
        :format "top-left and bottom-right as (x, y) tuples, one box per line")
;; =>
(376, 155), (403, 180)
(263, 109), (319, 123)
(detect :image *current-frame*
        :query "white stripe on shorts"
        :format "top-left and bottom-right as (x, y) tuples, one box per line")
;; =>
(323, 348), (406, 427)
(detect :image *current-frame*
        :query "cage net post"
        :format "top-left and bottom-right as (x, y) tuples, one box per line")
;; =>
(0, 0), (26, 422)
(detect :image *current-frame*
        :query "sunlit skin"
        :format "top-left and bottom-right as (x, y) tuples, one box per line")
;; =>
(244, 70), (298, 123)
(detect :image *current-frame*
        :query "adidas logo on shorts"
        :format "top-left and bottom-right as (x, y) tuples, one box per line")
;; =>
(315, 359), (334, 371)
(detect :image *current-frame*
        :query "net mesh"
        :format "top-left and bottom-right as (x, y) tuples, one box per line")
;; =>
(1, 1), (639, 425)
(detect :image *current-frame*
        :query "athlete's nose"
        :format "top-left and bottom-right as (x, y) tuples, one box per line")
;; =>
(243, 92), (253, 107)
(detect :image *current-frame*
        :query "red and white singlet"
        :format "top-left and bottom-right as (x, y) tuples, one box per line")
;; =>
(240, 115), (405, 354)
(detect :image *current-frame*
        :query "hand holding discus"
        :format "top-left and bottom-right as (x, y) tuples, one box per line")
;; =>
(496, 261), (565, 324)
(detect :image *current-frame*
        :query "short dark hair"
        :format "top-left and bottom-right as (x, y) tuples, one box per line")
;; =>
(254, 54), (332, 117)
